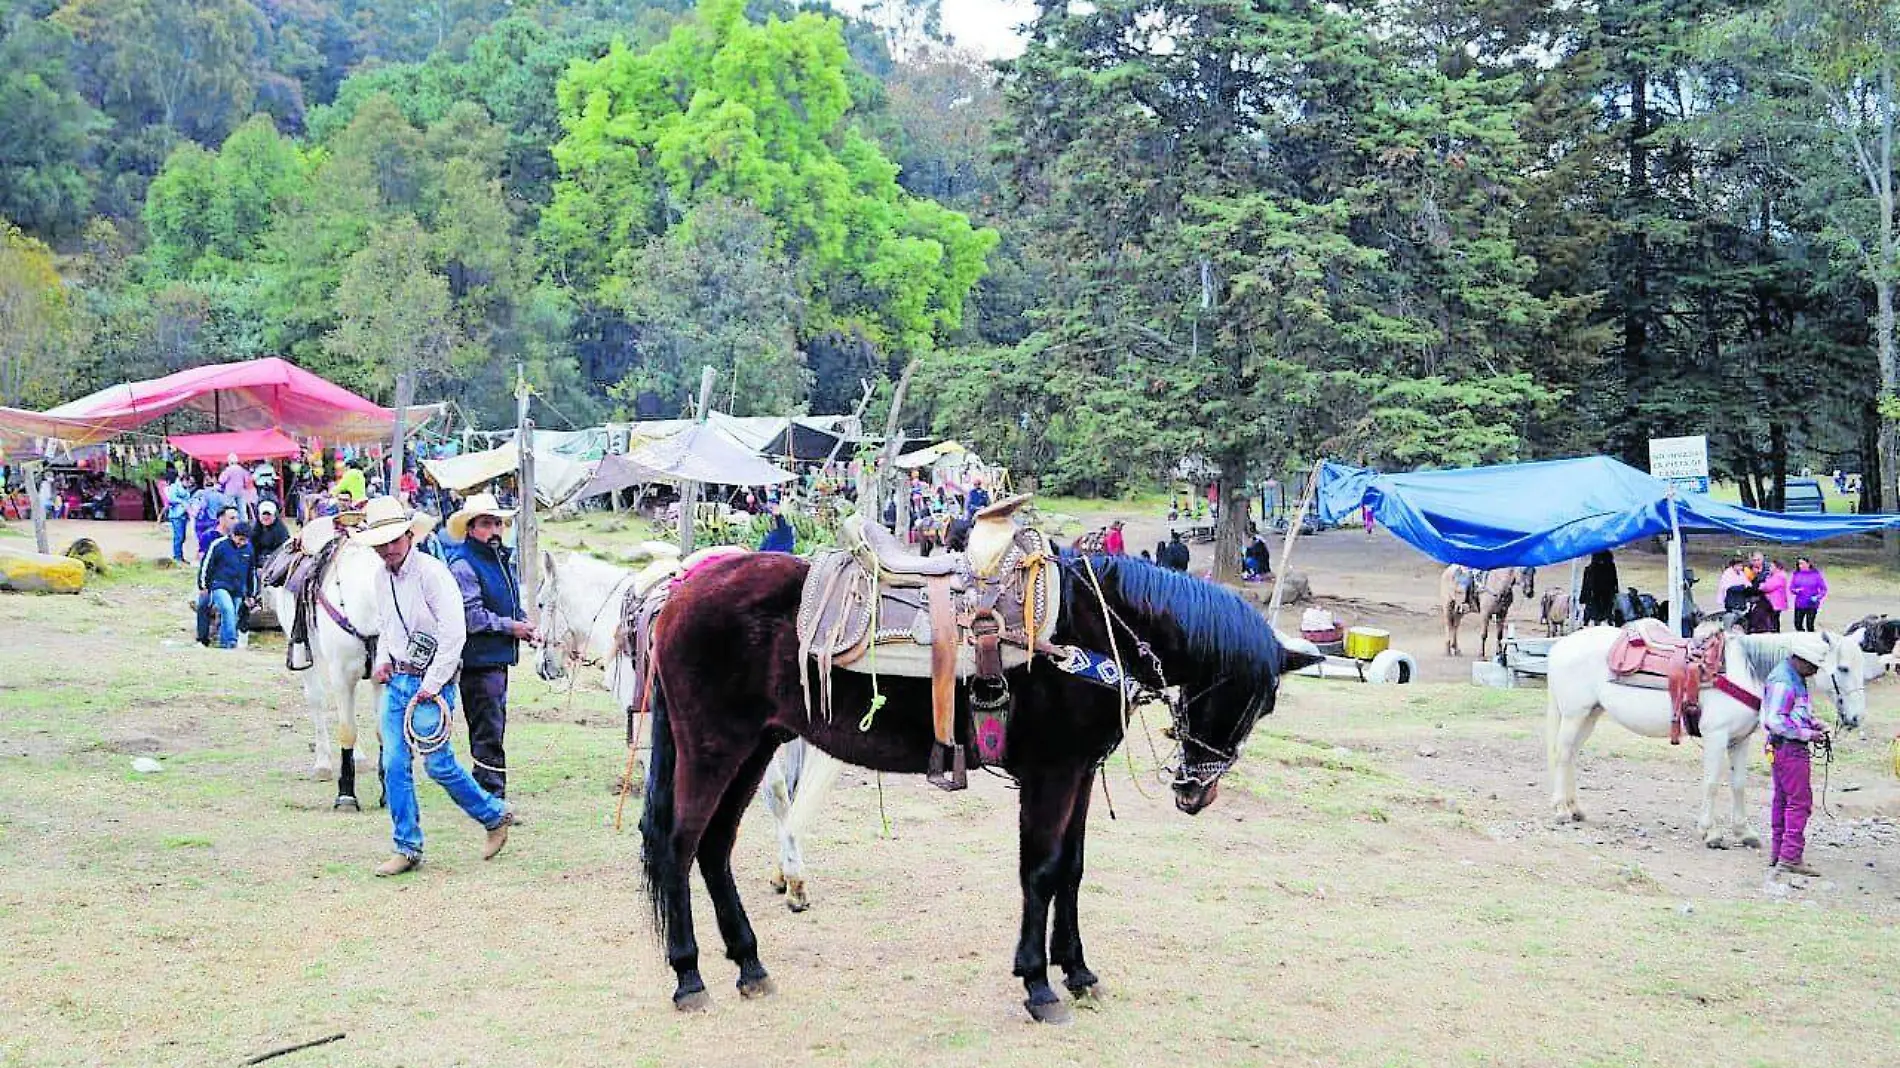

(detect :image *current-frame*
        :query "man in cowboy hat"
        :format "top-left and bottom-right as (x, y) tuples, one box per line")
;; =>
(1761, 632), (1832, 877)
(445, 492), (534, 798)
(353, 495), (515, 877)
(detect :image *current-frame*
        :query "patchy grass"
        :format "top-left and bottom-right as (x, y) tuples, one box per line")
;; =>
(2, 571), (1899, 1067)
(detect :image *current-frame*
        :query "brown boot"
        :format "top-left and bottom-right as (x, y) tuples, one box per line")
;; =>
(374, 854), (419, 878)
(1778, 859), (1821, 878)
(483, 810), (517, 861)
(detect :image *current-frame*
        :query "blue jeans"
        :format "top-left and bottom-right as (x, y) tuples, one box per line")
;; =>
(381, 673), (507, 859)
(195, 589), (238, 648)
(170, 516), (189, 561)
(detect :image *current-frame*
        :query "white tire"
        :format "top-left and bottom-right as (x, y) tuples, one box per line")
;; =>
(1367, 649), (1416, 685)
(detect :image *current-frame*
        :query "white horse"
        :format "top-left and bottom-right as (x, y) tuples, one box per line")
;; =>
(535, 549), (842, 911)
(272, 515), (390, 811)
(1546, 626), (1866, 848)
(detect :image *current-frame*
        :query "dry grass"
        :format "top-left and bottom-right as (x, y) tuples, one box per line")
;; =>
(3, 567), (1899, 1067)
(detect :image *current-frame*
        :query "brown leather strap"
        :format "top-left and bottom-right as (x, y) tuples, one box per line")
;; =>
(970, 608), (1005, 679)
(928, 574), (956, 747)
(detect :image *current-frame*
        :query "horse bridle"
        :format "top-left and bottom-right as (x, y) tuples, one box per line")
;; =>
(1076, 561), (1254, 791)
(539, 566), (624, 673)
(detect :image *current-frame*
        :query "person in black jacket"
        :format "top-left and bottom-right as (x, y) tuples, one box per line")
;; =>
(445, 493), (532, 798)
(1581, 550), (1619, 625)
(196, 522), (255, 649)
(249, 499), (291, 571)
(1159, 531), (1192, 572)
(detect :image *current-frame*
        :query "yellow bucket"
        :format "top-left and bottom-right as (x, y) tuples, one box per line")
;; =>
(1345, 627), (1391, 660)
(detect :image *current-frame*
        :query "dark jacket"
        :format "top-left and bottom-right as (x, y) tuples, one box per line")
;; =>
(198, 535), (254, 597)
(446, 537), (522, 669)
(965, 486), (991, 518)
(250, 516), (290, 565)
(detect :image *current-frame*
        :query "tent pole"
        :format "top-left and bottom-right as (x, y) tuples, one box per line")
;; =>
(1666, 487), (1684, 637)
(1568, 557), (1582, 628)
(680, 366), (717, 556)
(517, 364), (539, 623)
(1264, 459), (1323, 630)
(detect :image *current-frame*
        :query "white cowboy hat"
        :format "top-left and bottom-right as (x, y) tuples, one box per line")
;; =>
(352, 496), (428, 547)
(446, 492), (518, 541)
(1789, 633), (1830, 667)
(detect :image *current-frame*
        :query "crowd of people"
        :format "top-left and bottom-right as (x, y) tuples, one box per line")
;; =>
(1717, 550), (1830, 633)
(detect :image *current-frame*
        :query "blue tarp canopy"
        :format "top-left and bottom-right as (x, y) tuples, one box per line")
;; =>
(1316, 456), (1900, 569)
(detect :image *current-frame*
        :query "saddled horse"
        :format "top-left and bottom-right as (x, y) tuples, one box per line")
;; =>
(636, 550), (1318, 1021)
(533, 549), (840, 912)
(267, 515), (389, 811)
(1440, 565), (1535, 657)
(1546, 627), (1865, 848)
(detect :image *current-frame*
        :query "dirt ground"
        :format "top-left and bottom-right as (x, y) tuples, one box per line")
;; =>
(2, 516), (1898, 1067)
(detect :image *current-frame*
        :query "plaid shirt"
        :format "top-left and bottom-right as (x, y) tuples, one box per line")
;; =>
(1759, 660), (1824, 742)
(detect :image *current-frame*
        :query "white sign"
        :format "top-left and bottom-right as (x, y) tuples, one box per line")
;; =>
(1649, 435), (1709, 493)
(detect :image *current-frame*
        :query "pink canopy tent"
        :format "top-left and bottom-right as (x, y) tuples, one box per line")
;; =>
(44, 357), (436, 443)
(167, 428), (304, 465)
(0, 406), (123, 458)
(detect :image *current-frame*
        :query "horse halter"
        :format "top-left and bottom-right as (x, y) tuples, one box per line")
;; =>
(1080, 563), (1250, 791)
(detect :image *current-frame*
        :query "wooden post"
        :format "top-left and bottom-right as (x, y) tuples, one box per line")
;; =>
(516, 364), (539, 621)
(879, 360), (918, 535)
(388, 370), (413, 504)
(1263, 459), (1323, 629)
(27, 459), (49, 555)
(679, 366), (717, 556)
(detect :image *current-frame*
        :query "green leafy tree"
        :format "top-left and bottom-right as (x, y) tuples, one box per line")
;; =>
(0, 219), (84, 407)
(607, 197), (808, 416)
(543, 0), (995, 361)
(54, 0), (270, 141)
(0, 10), (105, 238)
(323, 215), (458, 394)
(144, 114), (309, 279)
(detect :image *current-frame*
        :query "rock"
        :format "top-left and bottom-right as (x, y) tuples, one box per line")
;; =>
(1841, 783), (1863, 793)
(130, 757), (163, 774)
(1677, 902), (1694, 915)
(1329, 747), (1353, 758)
(1417, 746), (1437, 758)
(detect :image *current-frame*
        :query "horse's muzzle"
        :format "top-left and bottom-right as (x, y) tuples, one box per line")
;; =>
(1173, 779), (1219, 815)
(536, 658), (567, 683)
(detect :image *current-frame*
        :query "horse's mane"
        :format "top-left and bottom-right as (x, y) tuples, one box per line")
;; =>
(1732, 632), (1847, 684)
(1062, 550), (1281, 694)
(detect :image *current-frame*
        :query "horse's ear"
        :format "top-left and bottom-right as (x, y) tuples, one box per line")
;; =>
(1280, 649), (1325, 675)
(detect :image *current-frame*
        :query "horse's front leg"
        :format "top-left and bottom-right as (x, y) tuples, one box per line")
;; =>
(1050, 766), (1100, 1000)
(1015, 765), (1089, 1024)
(1699, 733), (1728, 848)
(302, 671), (334, 781)
(1728, 736), (1760, 848)
(330, 660), (362, 812)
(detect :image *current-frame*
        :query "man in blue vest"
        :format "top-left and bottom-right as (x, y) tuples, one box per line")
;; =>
(196, 521), (255, 649)
(445, 493), (534, 798)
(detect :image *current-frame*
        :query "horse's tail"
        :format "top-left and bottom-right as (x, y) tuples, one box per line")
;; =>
(638, 669), (681, 946)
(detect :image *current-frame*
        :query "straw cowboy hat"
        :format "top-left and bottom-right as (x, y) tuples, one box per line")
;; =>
(350, 496), (438, 547)
(447, 492), (517, 541)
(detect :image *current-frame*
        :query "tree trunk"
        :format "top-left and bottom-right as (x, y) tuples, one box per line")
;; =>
(1211, 452), (1250, 585)
(1768, 420), (1787, 513)
(1880, 61), (1898, 559)
(1621, 66), (1651, 460)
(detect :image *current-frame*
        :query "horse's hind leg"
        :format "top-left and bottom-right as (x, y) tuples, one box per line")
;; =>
(1051, 766), (1101, 1000)
(757, 748), (795, 899)
(1548, 704), (1599, 822)
(699, 742), (783, 998)
(301, 671), (334, 781)
(1728, 737), (1760, 848)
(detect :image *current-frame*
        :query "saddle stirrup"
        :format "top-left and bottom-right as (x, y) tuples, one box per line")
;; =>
(927, 740), (968, 792)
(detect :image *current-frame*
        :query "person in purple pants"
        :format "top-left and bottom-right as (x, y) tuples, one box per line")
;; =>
(1760, 633), (1830, 877)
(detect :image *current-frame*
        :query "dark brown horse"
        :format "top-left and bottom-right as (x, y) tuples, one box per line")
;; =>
(638, 550), (1316, 1022)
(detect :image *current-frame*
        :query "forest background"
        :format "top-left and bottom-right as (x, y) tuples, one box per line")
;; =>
(4, 0), (1899, 549)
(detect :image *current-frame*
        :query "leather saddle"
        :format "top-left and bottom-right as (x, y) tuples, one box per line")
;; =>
(796, 495), (1058, 790)
(1607, 618), (1725, 743)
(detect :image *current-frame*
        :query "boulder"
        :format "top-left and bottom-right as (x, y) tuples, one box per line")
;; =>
(0, 546), (87, 594)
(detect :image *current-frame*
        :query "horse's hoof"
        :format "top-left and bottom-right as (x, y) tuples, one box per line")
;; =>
(674, 989), (712, 1013)
(312, 765), (335, 782)
(1025, 997), (1073, 1025)
(333, 795), (360, 812)
(785, 879), (809, 913)
(768, 868), (787, 894)
(738, 976), (777, 999)
(1705, 835), (1729, 850)
(1067, 981), (1105, 1001)
(1740, 831), (1761, 849)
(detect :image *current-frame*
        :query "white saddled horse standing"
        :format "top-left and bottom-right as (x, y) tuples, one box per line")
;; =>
(535, 550), (841, 912)
(1546, 626), (1866, 848)
(272, 515), (392, 811)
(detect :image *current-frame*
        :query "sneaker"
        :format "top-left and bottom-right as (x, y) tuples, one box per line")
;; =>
(483, 809), (517, 861)
(1778, 860), (1821, 878)
(374, 854), (420, 877)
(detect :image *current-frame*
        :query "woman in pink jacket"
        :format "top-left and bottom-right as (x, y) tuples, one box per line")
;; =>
(1788, 556), (1829, 632)
(1758, 558), (1791, 632)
